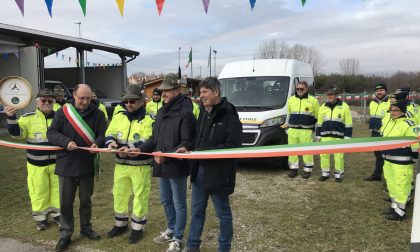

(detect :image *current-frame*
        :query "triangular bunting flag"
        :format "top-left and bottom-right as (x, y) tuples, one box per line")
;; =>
(44, 0), (53, 17)
(15, 0), (24, 16)
(250, 0), (256, 10)
(301, 0), (306, 6)
(47, 48), (52, 55)
(78, 0), (87, 17)
(13, 52), (19, 59)
(55, 52), (58, 58)
(2, 53), (9, 60)
(202, 0), (210, 14)
(116, 0), (124, 16)
(69, 57), (71, 63)
(156, 0), (165, 16)
(61, 54), (64, 60)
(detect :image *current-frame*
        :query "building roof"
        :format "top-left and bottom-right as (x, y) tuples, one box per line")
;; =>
(0, 23), (139, 58)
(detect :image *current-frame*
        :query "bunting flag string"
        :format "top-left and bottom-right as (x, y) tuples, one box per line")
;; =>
(44, 0), (53, 17)
(202, 0), (210, 14)
(0, 136), (418, 160)
(15, 0), (24, 16)
(156, 0), (165, 16)
(78, 0), (87, 17)
(116, 0), (125, 16)
(8, 0), (296, 17)
(250, 0), (256, 10)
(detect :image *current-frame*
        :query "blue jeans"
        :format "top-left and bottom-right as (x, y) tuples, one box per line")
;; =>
(158, 177), (187, 241)
(186, 167), (233, 252)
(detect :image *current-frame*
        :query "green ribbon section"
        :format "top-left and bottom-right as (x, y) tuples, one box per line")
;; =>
(194, 136), (418, 153)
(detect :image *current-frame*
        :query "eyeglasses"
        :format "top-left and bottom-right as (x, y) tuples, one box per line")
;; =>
(40, 99), (54, 104)
(296, 88), (305, 91)
(75, 94), (91, 101)
(124, 100), (139, 104)
(390, 109), (401, 112)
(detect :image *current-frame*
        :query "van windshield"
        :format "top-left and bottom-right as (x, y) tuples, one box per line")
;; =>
(219, 76), (290, 109)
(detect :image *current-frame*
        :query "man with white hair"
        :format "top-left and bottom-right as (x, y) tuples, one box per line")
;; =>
(5, 89), (60, 231)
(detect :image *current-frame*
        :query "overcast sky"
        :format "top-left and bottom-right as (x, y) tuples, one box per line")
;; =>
(1, 0), (420, 77)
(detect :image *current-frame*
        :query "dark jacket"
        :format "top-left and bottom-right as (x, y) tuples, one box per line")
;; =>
(191, 97), (242, 195)
(141, 94), (196, 177)
(47, 101), (107, 177)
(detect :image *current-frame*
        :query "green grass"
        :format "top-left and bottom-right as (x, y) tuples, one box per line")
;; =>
(0, 122), (412, 251)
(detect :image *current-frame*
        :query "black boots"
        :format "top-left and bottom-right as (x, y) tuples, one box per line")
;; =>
(288, 169), (298, 178)
(107, 225), (128, 238)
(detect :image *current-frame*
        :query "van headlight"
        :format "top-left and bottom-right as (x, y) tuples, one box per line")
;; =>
(260, 115), (286, 128)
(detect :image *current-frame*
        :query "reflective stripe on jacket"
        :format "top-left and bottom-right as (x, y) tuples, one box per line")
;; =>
(105, 108), (154, 166)
(7, 109), (56, 166)
(381, 116), (419, 165)
(287, 94), (319, 130)
(369, 96), (389, 132)
(316, 99), (352, 139)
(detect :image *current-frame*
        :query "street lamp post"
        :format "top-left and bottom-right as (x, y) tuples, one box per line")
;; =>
(213, 49), (217, 77)
(74, 21), (81, 38)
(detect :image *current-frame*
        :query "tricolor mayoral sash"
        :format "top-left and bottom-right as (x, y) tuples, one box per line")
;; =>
(63, 104), (101, 177)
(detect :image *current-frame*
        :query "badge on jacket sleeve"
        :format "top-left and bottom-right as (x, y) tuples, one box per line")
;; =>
(0, 76), (32, 109)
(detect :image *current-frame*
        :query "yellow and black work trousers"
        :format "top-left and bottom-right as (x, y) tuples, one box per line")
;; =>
(320, 137), (345, 178)
(113, 164), (151, 230)
(383, 161), (413, 217)
(27, 162), (60, 221)
(288, 128), (314, 172)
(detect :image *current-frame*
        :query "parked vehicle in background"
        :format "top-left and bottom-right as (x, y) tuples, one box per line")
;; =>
(218, 59), (315, 167)
(44, 80), (72, 98)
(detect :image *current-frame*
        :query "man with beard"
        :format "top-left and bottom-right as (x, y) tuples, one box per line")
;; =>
(105, 84), (154, 244)
(286, 81), (319, 179)
(365, 83), (390, 181)
(138, 73), (196, 252)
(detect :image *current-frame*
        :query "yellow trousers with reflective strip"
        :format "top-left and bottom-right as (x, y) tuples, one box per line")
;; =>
(27, 162), (60, 221)
(288, 128), (314, 170)
(320, 137), (344, 175)
(113, 164), (152, 220)
(383, 161), (413, 205)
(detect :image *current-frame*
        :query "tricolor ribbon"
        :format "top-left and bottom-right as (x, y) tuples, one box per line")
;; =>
(0, 137), (418, 160)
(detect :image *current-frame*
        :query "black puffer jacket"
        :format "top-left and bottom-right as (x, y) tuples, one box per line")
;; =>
(47, 101), (106, 177)
(141, 94), (196, 178)
(191, 97), (242, 195)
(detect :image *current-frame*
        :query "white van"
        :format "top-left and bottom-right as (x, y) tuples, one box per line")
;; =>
(218, 59), (315, 147)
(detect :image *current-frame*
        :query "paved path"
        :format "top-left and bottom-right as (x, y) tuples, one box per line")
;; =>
(0, 238), (48, 252)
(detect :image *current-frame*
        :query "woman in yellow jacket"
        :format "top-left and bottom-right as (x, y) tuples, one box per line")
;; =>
(380, 101), (418, 221)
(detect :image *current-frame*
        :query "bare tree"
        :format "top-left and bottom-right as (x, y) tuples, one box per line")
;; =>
(339, 58), (360, 76)
(256, 40), (323, 76)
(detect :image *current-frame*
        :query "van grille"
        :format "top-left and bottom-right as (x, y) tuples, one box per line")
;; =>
(242, 132), (258, 145)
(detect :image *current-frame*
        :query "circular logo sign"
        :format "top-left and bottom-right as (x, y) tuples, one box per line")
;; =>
(0, 76), (32, 109)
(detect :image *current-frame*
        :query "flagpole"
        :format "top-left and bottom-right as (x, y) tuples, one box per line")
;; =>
(209, 46), (212, 77)
(190, 47), (193, 78)
(178, 47), (181, 79)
